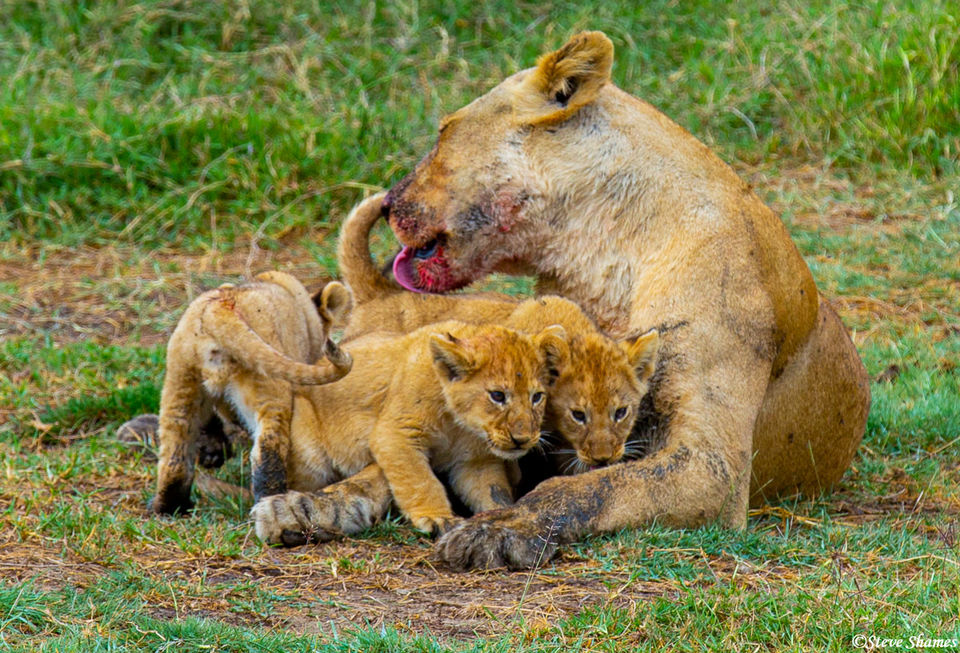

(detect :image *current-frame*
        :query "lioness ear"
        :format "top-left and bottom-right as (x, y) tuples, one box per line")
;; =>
(534, 324), (569, 382)
(429, 332), (476, 381)
(519, 31), (614, 125)
(315, 281), (354, 327)
(622, 329), (659, 382)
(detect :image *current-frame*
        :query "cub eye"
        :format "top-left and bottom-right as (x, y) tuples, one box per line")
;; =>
(614, 407), (628, 421)
(488, 390), (506, 405)
(571, 409), (586, 424)
(531, 391), (545, 405)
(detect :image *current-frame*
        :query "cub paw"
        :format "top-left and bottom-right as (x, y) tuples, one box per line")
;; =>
(436, 509), (558, 570)
(149, 486), (195, 516)
(251, 489), (379, 547)
(251, 491), (336, 546)
(410, 514), (464, 537)
(116, 414), (160, 459)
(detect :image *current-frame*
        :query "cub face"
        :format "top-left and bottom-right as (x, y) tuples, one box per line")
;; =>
(384, 31), (616, 293)
(548, 330), (659, 471)
(429, 325), (567, 459)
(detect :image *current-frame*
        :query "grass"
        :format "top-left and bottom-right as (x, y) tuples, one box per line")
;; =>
(2, 0), (957, 249)
(1, 0), (959, 650)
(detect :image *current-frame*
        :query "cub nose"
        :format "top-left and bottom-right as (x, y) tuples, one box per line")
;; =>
(510, 433), (533, 448)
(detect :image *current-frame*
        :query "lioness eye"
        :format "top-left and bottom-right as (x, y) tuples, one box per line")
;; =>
(615, 407), (628, 421)
(571, 409), (586, 424)
(531, 391), (544, 405)
(489, 390), (506, 404)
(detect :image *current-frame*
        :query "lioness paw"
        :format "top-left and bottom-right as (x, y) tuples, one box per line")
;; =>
(436, 510), (558, 570)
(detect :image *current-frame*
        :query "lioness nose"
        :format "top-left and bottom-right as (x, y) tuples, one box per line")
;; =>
(380, 192), (393, 217)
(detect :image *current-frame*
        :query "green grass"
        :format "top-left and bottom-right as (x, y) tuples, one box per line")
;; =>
(1, 0), (959, 651)
(2, 0), (957, 249)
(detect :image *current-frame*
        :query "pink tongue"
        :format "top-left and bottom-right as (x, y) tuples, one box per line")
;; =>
(392, 246), (426, 293)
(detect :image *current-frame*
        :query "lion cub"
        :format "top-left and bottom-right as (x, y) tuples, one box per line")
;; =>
(259, 320), (564, 535)
(337, 193), (660, 472)
(152, 271), (353, 515)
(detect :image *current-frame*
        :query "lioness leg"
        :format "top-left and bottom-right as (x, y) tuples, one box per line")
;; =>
(251, 463), (392, 545)
(750, 297), (871, 502)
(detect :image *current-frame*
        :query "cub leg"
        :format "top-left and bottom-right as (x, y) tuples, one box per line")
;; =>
(118, 412), (240, 470)
(153, 360), (212, 515)
(251, 463), (393, 546)
(370, 425), (456, 536)
(225, 377), (294, 502)
(448, 457), (515, 514)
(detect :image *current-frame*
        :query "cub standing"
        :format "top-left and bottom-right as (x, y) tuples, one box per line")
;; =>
(152, 271), (353, 514)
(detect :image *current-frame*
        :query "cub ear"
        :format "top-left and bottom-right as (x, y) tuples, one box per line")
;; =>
(314, 281), (354, 328)
(429, 332), (476, 382)
(534, 324), (570, 381)
(622, 329), (660, 383)
(518, 31), (614, 125)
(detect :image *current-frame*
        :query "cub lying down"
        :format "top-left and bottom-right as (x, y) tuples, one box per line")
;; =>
(252, 320), (564, 537)
(152, 271), (353, 514)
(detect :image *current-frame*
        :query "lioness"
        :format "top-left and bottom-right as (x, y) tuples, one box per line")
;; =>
(375, 31), (871, 569)
(151, 271), (353, 514)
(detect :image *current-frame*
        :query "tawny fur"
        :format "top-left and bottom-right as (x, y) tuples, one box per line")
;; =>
(372, 31), (871, 569)
(151, 271), (353, 514)
(250, 321), (564, 542)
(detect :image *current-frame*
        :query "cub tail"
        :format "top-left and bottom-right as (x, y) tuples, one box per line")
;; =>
(201, 299), (352, 385)
(337, 192), (398, 303)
